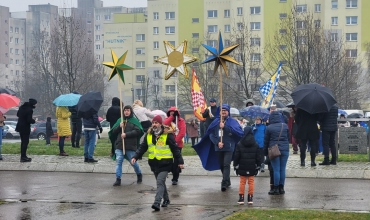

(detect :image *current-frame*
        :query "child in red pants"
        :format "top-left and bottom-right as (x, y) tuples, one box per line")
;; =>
(233, 127), (261, 205)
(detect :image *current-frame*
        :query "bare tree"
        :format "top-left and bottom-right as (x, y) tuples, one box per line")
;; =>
(264, 7), (361, 108)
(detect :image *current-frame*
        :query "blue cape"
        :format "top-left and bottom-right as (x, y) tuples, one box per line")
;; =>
(192, 104), (244, 171)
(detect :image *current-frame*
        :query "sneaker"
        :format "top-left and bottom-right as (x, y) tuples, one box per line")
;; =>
(161, 199), (170, 207)
(237, 194), (244, 205)
(247, 194), (253, 204)
(151, 202), (160, 211)
(260, 164), (265, 173)
(137, 174), (142, 183)
(172, 180), (178, 185)
(20, 157), (32, 162)
(59, 152), (69, 156)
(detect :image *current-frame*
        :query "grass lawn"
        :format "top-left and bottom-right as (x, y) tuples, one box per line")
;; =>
(1, 139), (198, 157)
(227, 209), (370, 220)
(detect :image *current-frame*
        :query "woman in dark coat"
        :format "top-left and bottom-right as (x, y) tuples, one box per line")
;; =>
(106, 97), (122, 156)
(294, 108), (320, 167)
(16, 98), (37, 162)
(187, 119), (199, 146)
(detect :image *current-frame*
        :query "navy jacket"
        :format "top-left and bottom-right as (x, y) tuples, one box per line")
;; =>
(83, 113), (101, 129)
(264, 111), (290, 156)
(318, 105), (338, 132)
(209, 116), (240, 152)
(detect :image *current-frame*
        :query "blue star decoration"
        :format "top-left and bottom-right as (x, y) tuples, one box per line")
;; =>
(202, 31), (241, 76)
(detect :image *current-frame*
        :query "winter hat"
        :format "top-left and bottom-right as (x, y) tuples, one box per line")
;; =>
(221, 104), (230, 112)
(123, 105), (133, 118)
(29, 98), (37, 105)
(209, 98), (216, 102)
(152, 115), (163, 124)
(256, 116), (262, 120)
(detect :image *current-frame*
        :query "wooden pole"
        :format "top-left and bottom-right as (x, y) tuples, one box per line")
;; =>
(118, 79), (125, 154)
(219, 66), (223, 143)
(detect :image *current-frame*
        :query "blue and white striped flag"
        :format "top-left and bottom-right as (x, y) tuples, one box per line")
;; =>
(259, 63), (282, 108)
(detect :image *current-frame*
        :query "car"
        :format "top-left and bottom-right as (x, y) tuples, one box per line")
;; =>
(30, 121), (57, 140)
(3, 125), (20, 139)
(100, 119), (110, 138)
(4, 121), (17, 127)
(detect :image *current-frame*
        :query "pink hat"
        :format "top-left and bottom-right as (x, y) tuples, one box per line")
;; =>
(152, 115), (163, 124)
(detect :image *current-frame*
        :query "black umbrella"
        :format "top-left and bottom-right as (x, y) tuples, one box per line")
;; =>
(0, 88), (16, 96)
(347, 113), (363, 118)
(274, 100), (286, 108)
(291, 83), (336, 114)
(77, 91), (103, 118)
(286, 102), (295, 108)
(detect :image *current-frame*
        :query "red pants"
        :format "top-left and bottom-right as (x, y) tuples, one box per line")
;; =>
(239, 176), (254, 195)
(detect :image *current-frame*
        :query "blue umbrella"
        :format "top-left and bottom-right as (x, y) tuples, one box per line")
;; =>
(338, 109), (347, 115)
(53, 93), (82, 107)
(240, 106), (270, 121)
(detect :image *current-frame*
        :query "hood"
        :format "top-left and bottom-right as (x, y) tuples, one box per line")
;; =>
(123, 105), (134, 119)
(47, 117), (51, 122)
(112, 97), (121, 107)
(167, 106), (181, 117)
(245, 98), (255, 106)
(269, 111), (282, 124)
(243, 126), (253, 136)
(147, 125), (174, 135)
(220, 104), (230, 116)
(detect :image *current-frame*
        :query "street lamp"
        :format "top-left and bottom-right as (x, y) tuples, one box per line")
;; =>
(131, 88), (134, 103)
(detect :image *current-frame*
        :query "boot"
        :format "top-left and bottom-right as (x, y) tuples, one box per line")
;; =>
(300, 159), (305, 166)
(237, 194), (244, 205)
(221, 181), (227, 192)
(260, 163), (265, 173)
(137, 174), (142, 183)
(272, 186), (280, 195)
(247, 194), (253, 204)
(319, 158), (330, 165)
(300, 153), (306, 166)
(330, 158), (337, 165)
(75, 142), (80, 148)
(151, 202), (160, 211)
(226, 180), (231, 187)
(311, 156), (316, 166)
(268, 184), (275, 195)
(161, 199), (170, 207)
(113, 178), (121, 186)
(279, 184), (285, 194)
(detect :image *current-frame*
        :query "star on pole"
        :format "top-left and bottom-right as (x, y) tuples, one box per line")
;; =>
(102, 49), (134, 84)
(201, 31), (241, 76)
(155, 40), (198, 80)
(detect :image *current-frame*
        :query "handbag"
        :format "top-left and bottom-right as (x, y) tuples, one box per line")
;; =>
(268, 123), (283, 160)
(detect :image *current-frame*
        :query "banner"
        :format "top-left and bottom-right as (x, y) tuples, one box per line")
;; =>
(191, 68), (207, 121)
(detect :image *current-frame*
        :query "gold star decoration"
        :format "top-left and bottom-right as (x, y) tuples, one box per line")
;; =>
(102, 49), (134, 84)
(155, 40), (198, 80)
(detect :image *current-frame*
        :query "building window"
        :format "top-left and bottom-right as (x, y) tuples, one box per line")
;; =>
(10, 37), (13, 43)
(331, 33), (338, 42)
(250, 38), (260, 46)
(296, 5), (307, 13)
(15, 49), (19, 55)
(192, 18), (199, 23)
(96, 35), (100, 40)
(169, 41), (175, 46)
(224, 10), (230, 18)
(15, 38), (19, 44)
(237, 23), (244, 30)
(96, 44), (100, 50)
(153, 27), (159, 34)
(346, 49), (357, 58)
(315, 4), (321, 12)
(153, 56), (159, 62)
(208, 25), (218, 33)
(165, 85), (175, 92)
(10, 27), (13, 33)
(346, 16), (358, 25)
(314, 20), (321, 28)
(16, 70), (19, 75)
(165, 12), (175, 20)
(224, 25), (230, 33)
(251, 53), (261, 62)
(136, 61), (145, 69)
(136, 75), (145, 82)
(153, 85), (160, 93)
(165, 26), (175, 34)
(332, 0), (338, 9)
(136, 48), (145, 55)
(237, 7), (243, 15)
(250, 22), (261, 30)
(87, 21), (91, 24)
(280, 13), (287, 19)
(192, 33), (199, 38)
(154, 12), (159, 20)
(104, 15), (111, 20)
(346, 0), (357, 8)
(154, 70), (160, 78)
(165, 100), (175, 107)
(95, 25), (100, 30)
(250, 7), (261, 14)
(136, 34), (145, 41)
(280, 0), (287, 2)
(10, 70), (13, 74)
(15, 59), (19, 65)
(279, 29), (287, 34)
(346, 33), (358, 41)
(10, 48), (13, 54)
(87, 30), (92, 34)
(332, 17), (338, 25)
(225, 40), (230, 47)
(10, 59), (13, 64)
(207, 10), (217, 18)
(250, 68), (260, 77)
(192, 48), (199, 53)
(296, 21), (306, 29)
(154, 41), (159, 49)
(15, 27), (19, 33)
(207, 40), (217, 48)
(96, 15), (100, 20)
(136, 89), (146, 98)
(279, 45), (287, 50)
(298, 36), (307, 44)
(96, 55), (100, 60)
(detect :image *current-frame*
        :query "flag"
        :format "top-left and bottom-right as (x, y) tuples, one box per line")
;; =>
(259, 63), (282, 108)
(191, 68), (207, 121)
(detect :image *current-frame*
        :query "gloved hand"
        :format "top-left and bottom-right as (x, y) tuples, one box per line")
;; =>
(233, 165), (239, 176)
(99, 127), (103, 134)
(254, 167), (260, 176)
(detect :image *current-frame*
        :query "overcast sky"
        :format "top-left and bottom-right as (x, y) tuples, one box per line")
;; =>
(1, 0), (147, 12)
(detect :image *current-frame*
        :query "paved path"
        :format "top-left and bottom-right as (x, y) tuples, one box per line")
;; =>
(1, 152), (370, 179)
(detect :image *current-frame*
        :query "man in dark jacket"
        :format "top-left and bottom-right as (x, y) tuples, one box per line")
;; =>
(110, 105), (144, 186)
(318, 105), (339, 165)
(16, 98), (37, 162)
(68, 105), (82, 148)
(45, 117), (54, 146)
(295, 108), (320, 166)
(202, 98), (218, 133)
(83, 112), (102, 163)
(131, 115), (184, 211)
(106, 97), (122, 156)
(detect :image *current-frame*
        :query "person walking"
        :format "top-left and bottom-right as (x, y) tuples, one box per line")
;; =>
(83, 112), (102, 163)
(56, 106), (72, 156)
(163, 106), (186, 185)
(264, 111), (290, 195)
(318, 105), (339, 165)
(16, 98), (37, 162)
(69, 104), (82, 148)
(187, 119), (199, 146)
(131, 115), (184, 211)
(45, 117), (53, 146)
(209, 104), (244, 191)
(0, 111), (5, 160)
(202, 98), (218, 133)
(233, 126), (261, 205)
(295, 108), (320, 166)
(110, 105), (144, 186)
(106, 97), (122, 157)
(251, 116), (266, 172)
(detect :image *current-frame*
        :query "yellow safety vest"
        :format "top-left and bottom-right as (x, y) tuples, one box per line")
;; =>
(147, 133), (173, 160)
